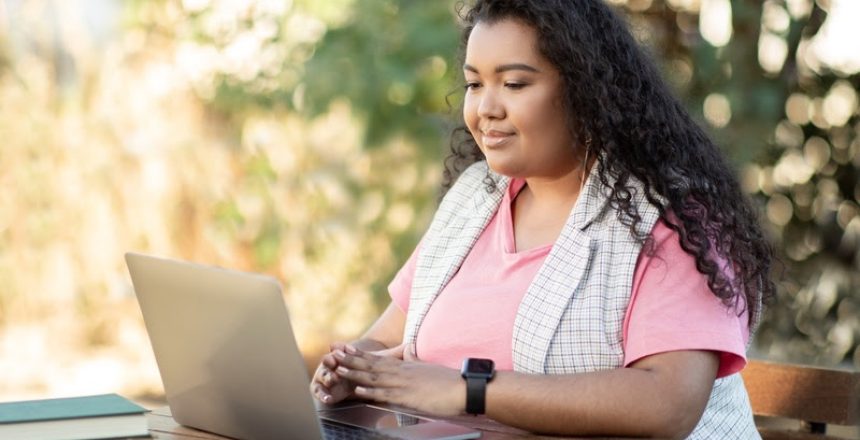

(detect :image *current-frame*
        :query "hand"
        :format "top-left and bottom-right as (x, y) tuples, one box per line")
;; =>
(311, 342), (354, 405)
(311, 342), (407, 405)
(333, 344), (466, 417)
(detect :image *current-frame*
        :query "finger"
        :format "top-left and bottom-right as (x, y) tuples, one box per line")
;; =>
(326, 370), (352, 389)
(312, 383), (334, 404)
(335, 365), (396, 388)
(312, 365), (328, 383)
(321, 353), (339, 369)
(316, 363), (349, 388)
(341, 351), (403, 375)
(329, 379), (356, 401)
(321, 369), (337, 387)
(316, 378), (356, 405)
(344, 344), (365, 356)
(329, 341), (348, 351)
(334, 349), (379, 371)
(314, 362), (336, 380)
(354, 385), (397, 404)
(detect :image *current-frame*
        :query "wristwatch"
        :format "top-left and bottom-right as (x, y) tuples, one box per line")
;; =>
(460, 358), (495, 415)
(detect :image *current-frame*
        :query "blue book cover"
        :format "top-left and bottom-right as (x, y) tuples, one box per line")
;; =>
(0, 394), (147, 423)
(0, 394), (149, 440)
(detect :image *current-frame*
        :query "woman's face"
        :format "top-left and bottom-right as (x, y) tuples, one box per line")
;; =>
(463, 19), (579, 180)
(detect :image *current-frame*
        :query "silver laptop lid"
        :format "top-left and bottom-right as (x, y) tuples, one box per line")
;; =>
(126, 252), (481, 440)
(126, 252), (324, 440)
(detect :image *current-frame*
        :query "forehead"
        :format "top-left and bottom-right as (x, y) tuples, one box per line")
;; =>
(465, 19), (547, 68)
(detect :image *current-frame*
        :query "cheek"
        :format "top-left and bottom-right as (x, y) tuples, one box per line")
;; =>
(526, 95), (568, 139)
(463, 95), (479, 133)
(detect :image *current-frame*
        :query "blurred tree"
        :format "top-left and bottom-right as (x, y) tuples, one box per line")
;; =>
(129, 0), (860, 367)
(300, 1), (460, 151)
(615, 0), (859, 367)
(302, 0), (860, 367)
(0, 0), (857, 404)
(121, 0), (462, 327)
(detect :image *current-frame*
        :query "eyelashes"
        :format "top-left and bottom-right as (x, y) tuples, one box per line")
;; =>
(463, 82), (529, 91)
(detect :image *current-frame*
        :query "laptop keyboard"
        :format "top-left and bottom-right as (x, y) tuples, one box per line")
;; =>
(321, 420), (402, 440)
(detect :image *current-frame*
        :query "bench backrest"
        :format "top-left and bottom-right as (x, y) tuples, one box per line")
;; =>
(741, 359), (860, 438)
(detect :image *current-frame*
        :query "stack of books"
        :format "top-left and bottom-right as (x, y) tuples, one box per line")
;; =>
(0, 393), (149, 440)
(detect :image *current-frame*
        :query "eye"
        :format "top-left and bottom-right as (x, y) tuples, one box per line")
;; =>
(505, 82), (528, 90)
(464, 81), (482, 91)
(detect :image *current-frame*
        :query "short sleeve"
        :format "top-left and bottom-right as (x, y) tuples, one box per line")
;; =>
(387, 243), (421, 313)
(622, 221), (750, 378)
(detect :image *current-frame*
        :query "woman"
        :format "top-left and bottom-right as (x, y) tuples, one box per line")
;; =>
(311, 0), (774, 438)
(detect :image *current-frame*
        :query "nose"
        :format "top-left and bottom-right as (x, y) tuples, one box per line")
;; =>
(477, 88), (505, 120)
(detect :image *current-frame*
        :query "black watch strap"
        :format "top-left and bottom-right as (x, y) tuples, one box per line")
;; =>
(465, 376), (488, 415)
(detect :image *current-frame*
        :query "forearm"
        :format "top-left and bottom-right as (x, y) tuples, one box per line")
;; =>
(348, 338), (389, 352)
(356, 301), (406, 350)
(486, 352), (716, 439)
(487, 370), (676, 437)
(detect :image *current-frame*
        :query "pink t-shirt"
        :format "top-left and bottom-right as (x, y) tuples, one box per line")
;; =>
(389, 179), (749, 378)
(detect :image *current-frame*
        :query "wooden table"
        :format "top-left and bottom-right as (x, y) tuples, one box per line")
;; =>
(145, 406), (599, 439)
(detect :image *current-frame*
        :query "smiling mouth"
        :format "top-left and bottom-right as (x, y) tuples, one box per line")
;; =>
(481, 130), (514, 148)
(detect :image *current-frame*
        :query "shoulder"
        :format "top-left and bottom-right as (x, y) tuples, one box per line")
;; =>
(444, 162), (490, 197)
(422, 161), (507, 237)
(437, 161), (502, 210)
(625, 219), (750, 376)
(647, 219), (678, 250)
(580, 162), (662, 239)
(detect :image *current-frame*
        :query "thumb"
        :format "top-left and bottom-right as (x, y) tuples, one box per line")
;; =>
(403, 343), (418, 362)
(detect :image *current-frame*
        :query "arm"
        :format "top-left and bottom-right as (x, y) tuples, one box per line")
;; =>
(334, 347), (718, 439)
(486, 350), (718, 439)
(355, 300), (407, 349)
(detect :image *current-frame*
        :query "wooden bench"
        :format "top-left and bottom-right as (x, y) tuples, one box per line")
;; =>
(742, 359), (860, 439)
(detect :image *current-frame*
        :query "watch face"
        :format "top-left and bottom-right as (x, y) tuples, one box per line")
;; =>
(465, 358), (494, 375)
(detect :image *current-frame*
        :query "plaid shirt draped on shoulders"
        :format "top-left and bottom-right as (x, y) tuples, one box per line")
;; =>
(403, 161), (760, 439)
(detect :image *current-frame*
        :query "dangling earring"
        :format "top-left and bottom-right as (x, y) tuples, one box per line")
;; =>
(581, 133), (591, 194)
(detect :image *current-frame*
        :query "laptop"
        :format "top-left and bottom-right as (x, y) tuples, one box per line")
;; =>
(125, 252), (481, 440)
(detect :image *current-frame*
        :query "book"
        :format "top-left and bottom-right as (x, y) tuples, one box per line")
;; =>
(0, 393), (149, 440)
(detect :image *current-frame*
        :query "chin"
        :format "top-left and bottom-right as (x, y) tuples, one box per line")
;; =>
(484, 159), (521, 179)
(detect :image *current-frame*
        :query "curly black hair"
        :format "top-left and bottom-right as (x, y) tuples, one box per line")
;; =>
(443, 0), (774, 325)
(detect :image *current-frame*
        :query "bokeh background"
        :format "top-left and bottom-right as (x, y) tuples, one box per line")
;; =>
(1, 0), (858, 417)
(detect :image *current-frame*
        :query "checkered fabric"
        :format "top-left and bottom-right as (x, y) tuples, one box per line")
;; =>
(403, 161), (759, 439)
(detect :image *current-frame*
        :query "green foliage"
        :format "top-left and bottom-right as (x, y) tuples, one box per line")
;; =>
(623, 1), (859, 366)
(301, 0), (461, 151)
(0, 0), (857, 404)
(132, 0), (860, 366)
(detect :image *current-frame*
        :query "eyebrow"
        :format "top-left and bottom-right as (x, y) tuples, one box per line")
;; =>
(463, 63), (541, 74)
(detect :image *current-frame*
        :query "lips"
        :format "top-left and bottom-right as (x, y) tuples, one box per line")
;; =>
(480, 129), (515, 148)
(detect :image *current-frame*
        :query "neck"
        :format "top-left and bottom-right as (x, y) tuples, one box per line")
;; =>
(521, 157), (593, 207)
(510, 158), (595, 251)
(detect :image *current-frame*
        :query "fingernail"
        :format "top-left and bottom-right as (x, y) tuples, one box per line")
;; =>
(336, 366), (348, 374)
(333, 350), (345, 359)
(322, 395), (331, 403)
(345, 345), (358, 354)
(355, 386), (367, 394)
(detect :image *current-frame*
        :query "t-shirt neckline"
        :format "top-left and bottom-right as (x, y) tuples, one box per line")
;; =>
(502, 178), (554, 256)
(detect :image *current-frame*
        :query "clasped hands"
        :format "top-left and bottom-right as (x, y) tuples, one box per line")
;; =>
(311, 342), (466, 417)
